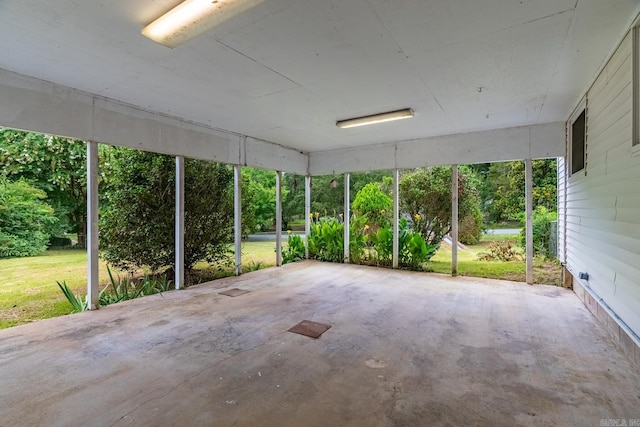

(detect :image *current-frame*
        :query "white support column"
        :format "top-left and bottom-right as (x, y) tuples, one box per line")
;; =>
(525, 158), (534, 284)
(86, 141), (99, 310)
(234, 165), (242, 276)
(275, 171), (283, 267)
(392, 169), (399, 269)
(451, 164), (459, 276)
(175, 156), (185, 290)
(343, 172), (350, 263)
(305, 175), (311, 259)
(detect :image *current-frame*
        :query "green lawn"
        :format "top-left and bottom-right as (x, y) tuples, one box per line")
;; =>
(0, 236), (560, 330)
(428, 234), (561, 285)
(0, 242), (279, 329)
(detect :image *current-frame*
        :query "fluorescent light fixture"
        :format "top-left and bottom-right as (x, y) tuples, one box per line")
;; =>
(142, 0), (266, 48)
(336, 109), (414, 129)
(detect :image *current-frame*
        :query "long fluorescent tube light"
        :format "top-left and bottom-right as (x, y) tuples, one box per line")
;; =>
(336, 109), (414, 129)
(142, 0), (265, 48)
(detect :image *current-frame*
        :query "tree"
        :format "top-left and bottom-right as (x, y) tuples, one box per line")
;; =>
(241, 167), (277, 232)
(0, 129), (89, 245)
(399, 166), (481, 246)
(352, 182), (392, 229)
(0, 179), (59, 257)
(100, 148), (233, 272)
(485, 159), (557, 222)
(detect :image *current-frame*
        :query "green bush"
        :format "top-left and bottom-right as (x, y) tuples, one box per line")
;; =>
(352, 182), (392, 229)
(0, 179), (58, 257)
(519, 206), (558, 258)
(368, 219), (438, 270)
(459, 207), (483, 245)
(400, 166), (482, 247)
(282, 233), (306, 264)
(308, 218), (344, 263)
(100, 149), (233, 272)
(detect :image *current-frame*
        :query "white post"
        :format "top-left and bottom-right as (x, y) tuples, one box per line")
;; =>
(451, 165), (458, 276)
(344, 172), (350, 263)
(275, 171), (282, 267)
(392, 169), (399, 269)
(305, 175), (311, 259)
(525, 158), (534, 284)
(234, 165), (242, 276)
(86, 141), (99, 310)
(175, 156), (185, 290)
(451, 164), (459, 276)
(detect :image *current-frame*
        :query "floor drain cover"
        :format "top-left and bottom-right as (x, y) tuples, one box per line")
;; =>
(288, 320), (331, 339)
(219, 288), (250, 297)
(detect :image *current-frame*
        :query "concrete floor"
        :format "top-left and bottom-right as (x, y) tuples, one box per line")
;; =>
(1, 262), (638, 427)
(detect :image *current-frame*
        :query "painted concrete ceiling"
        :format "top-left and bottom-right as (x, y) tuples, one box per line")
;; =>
(0, 0), (637, 153)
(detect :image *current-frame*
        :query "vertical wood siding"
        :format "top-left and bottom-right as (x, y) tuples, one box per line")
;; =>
(565, 31), (640, 337)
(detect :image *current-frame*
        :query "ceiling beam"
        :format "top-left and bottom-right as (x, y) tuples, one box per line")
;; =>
(0, 68), (309, 175)
(308, 122), (565, 175)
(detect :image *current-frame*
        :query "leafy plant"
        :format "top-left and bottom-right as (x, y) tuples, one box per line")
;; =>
(282, 233), (306, 264)
(368, 219), (438, 270)
(308, 218), (344, 263)
(243, 260), (265, 273)
(99, 266), (172, 306)
(519, 206), (558, 258)
(56, 281), (88, 312)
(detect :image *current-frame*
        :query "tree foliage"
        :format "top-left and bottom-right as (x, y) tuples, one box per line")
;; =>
(241, 168), (278, 232)
(352, 182), (392, 229)
(0, 129), (89, 245)
(0, 179), (58, 257)
(399, 166), (481, 246)
(100, 148), (233, 272)
(485, 159), (557, 222)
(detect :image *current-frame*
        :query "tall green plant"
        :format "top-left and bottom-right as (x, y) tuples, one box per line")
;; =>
(282, 233), (306, 264)
(56, 281), (88, 312)
(368, 219), (437, 270)
(308, 218), (344, 263)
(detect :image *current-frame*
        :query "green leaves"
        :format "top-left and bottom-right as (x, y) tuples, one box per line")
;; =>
(282, 234), (306, 264)
(99, 148), (234, 273)
(56, 281), (88, 312)
(0, 179), (58, 257)
(399, 166), (481, 248)
(308, 219), (344, 263)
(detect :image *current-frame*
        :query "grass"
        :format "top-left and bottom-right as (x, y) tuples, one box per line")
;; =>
(0, 250), (112, 329)
(0, 237), (561, 330)
(428, 234), (561, 286)
(0, 242), (279, 329)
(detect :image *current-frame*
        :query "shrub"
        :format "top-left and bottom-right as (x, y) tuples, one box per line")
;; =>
(308, 218), (344, 263)
(0, 179), (58, 257)
(459, 207), (483, 245)
(282, 233), (306, 264)
(368, 219), (438, 270)
(48, 236), (73, 248)
(352, 183), (392, 230)
(519, 206), (558, 258)
(100, 148), (233, 272)
(400, 166), (482, 247)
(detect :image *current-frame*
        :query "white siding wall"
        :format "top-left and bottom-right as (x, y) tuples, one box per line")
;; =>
(565, 31), (640, 338)
(557, 156), (567, 264)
